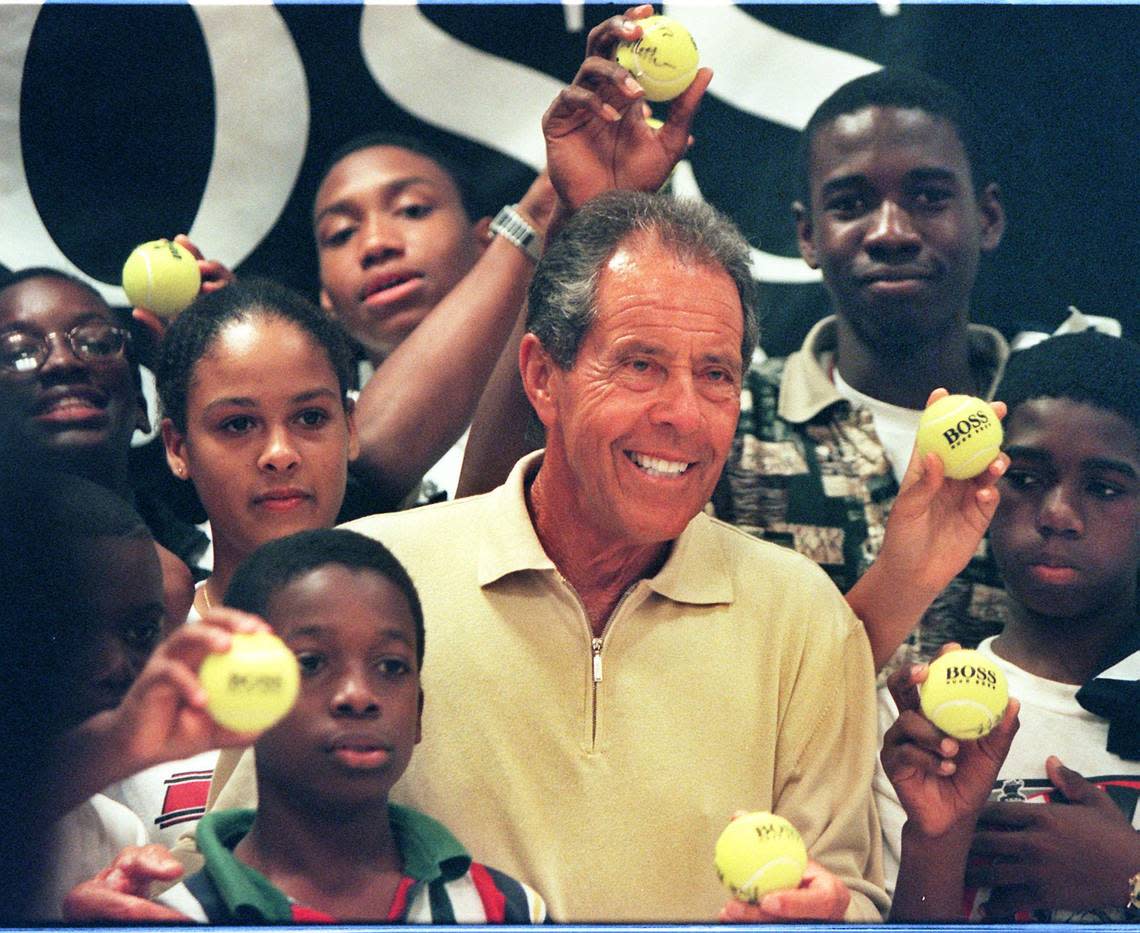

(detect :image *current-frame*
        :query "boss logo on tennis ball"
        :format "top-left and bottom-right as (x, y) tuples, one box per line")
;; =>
(941, 410), (992, 448)
(225, 673), (287, 693)
(939, 664), (1000, 687)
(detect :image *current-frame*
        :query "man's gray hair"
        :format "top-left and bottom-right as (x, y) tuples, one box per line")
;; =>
(526, 190), (759, 369)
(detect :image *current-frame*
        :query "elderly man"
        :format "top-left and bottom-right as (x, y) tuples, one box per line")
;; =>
(345, 191), (886, 921)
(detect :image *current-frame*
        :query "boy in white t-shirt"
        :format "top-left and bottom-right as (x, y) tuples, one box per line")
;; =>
(877, 331), (1140, 922)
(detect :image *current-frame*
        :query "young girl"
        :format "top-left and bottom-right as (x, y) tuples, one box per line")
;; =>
(103, 277), (358, 846)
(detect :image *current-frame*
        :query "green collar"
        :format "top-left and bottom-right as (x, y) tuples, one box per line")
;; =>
(196, 804), (472, 921)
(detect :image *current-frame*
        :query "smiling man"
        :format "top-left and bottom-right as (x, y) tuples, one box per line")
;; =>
(326, 190), (887, 922)
(715, 68), (1011, 674)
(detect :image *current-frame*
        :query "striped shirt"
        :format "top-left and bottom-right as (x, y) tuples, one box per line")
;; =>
(157, 806), (546, 923)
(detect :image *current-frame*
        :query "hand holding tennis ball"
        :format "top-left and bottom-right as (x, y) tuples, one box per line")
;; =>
(198, 631), (300, 732)
(614, 15), (699, 102)
(714, 811), (808, 902)
(919, 647), (1008, 739)
(122, 238), (202, 318)
(916, 394), (1003, 480)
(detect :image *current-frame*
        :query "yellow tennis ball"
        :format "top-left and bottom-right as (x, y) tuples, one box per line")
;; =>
(121, 239), (201, 317)
(198, 632), (300, 733)
(714, 812), (808, 903)
(920, 648), (1008, 740)
(615, 15), (699, 102)
(915, 393), (1003, 480)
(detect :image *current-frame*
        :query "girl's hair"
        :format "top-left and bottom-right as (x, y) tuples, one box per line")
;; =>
(156, 277), (355, 432)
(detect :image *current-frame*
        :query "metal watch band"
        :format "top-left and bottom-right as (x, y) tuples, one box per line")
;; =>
(1129, 870), (1140, 911)
(490, 204), (541, 262)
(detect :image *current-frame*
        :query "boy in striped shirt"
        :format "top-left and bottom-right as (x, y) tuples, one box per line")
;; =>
(154, 529), (546, 923)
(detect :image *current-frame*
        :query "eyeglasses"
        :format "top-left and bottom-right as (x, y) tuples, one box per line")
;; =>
(0, 322), (129, 375)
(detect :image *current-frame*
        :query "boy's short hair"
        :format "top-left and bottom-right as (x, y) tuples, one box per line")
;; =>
(997, 331), (1140, 432)
(224, 528), (425, 667)
(316, 132), (477, 222)
(797, 67), (989, 202)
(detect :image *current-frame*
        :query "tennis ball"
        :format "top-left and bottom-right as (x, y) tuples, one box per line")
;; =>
(915, 393), (1003, 480)
(920, 648), (1008, 740)
(714, 812), (808, 902)
(198, 631), (300, 733)
(121, 239), (201, 317)
(615, 15), (699, 102)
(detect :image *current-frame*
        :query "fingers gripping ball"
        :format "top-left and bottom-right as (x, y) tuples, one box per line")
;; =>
(920, 648), (1008, 740)
(916, 394), (1003, 480)
(615, 15), (699, 102)
(198, 632), (300, 732)
(714, 812), (808, 902)
(122, 239), (201, 317)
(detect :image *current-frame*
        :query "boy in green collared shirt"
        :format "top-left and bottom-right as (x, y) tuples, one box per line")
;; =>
(154, 529), (546, 923)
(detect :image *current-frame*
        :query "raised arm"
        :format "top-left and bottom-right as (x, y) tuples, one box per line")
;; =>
(49, 607), (269, 814)
(350, 173), (557, 507)
(847, 389), (1008, 671)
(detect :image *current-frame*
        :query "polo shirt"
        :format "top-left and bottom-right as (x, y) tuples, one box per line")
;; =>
(159, 805), (545, 923)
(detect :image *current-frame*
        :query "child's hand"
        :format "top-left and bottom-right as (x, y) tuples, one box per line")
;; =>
(63, 844), (187, 922)
(541, 4), (709, 209)
(968, 755), (1140, 915)
(718, 859), (851, 922)
(876, 388), (1009, 598)
(130, 234), (234, 342)
(173, 233), (235, 295)
(881, 643), (1020, 838)
(106, 606), (274, 770)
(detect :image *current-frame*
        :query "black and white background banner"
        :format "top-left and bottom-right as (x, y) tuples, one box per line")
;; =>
(3, 2), (1135, 354)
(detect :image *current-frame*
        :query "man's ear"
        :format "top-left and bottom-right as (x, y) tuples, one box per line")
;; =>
(978, 183), (1005, 254)
(519, 332), (560, 430)
(473, 216), (494, 254)
(793, 201), (819, 269)
(161, 418), (190, 481)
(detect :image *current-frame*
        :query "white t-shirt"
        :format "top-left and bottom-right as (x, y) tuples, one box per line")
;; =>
(875, 637), (1140, 921)
(33, 794), (148, 919)
(833, 367), (923, 485)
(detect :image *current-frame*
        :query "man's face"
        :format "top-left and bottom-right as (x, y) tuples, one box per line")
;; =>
(314, 145), (484, 361)
(254, 565), (422, 812)
(796, 106), (1004, 353)
(528, 236), (744, 548)
(990, 398), (1140, 620)
(0, 276), (141, 463)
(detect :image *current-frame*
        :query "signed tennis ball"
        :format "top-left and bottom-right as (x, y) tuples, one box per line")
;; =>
(615, 15), (699, 102)
(198, 632), (300, 732)
(920, 648), (1008, 740)
(714, 812), (807, 902)
(915, 394), (1003, 480)
(121, 239), (201, 317)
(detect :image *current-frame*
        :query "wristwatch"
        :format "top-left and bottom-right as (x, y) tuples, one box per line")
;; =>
(1128, 870), (1140, 912)
(490, 204), (541, 262)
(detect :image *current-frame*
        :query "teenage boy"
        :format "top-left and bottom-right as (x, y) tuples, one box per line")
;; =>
(153, 529), (546, 923)
(878, 332), (1140, 922)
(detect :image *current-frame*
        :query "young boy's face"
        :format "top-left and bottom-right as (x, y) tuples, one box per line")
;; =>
(65, 533), (166, 729)
(254, 564), (423, 810)
(314, 145), (484, 362)
(991, 398), (1140, 619)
